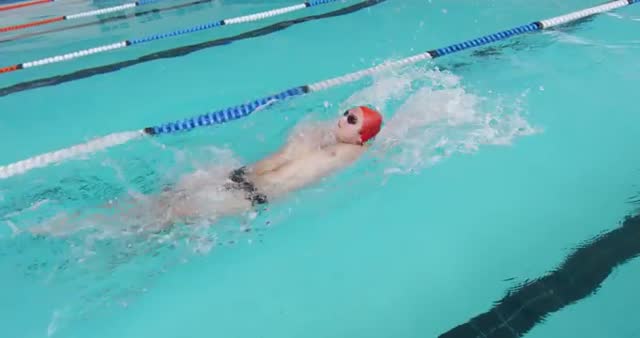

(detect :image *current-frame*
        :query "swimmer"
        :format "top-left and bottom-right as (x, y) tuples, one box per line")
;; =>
(30, 106), (383, 236)
(244, 105), (383, 201)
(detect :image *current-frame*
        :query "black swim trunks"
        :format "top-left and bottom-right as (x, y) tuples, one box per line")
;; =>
(226, 166), (268, 206)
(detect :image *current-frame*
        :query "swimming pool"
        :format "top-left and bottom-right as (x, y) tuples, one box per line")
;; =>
(1, 0), (639, 337)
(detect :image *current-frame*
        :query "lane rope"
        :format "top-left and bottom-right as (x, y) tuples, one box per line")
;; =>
(0, 0), (344, 74)
(0, 0), (636, 180)
(0, 0), (178, 33)
(0, 0), (53, 12)
(0, 0), (213, 41)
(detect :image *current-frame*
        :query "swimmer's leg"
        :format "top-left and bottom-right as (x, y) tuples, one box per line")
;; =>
(28, 193), (169, 237)
(29, 211), (107, 237)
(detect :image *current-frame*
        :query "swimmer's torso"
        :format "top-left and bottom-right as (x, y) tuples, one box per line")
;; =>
(250, 143), (365, 198)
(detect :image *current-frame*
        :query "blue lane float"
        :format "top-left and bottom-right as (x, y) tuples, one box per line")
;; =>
(430, 23), (541, 57)
(144, 87), (309, 135)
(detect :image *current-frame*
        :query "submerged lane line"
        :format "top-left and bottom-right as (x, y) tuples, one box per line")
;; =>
(0, 0), (347, 75)
(0, 0), (636, 180)
(439, 213), (640, 338)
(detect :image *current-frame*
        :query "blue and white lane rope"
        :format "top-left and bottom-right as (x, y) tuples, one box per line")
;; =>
(0, 0), (636, 179)
(1, 0), (168, 33)
(0, 0), (343, 75)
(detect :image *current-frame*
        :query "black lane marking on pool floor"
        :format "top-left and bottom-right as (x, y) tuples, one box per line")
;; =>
(0, 0), (387, 98)
(0, 0), (214, 44)
(439, 214), (640, 338)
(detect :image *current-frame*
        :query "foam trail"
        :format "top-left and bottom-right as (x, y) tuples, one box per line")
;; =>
(0, 131), (143, 179)
(340, 69), (415, 111)
(381, 91), (536, 173)
(341, 68), (538, 175)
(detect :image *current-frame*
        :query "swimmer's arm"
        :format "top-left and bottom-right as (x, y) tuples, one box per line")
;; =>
(251, 140), (302, 175)
(251, 124), (326, 175)
(251, 149), (290, 175)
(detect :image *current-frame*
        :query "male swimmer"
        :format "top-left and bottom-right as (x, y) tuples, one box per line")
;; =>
(159, 105), (383, 221)
(240, 105), (382, 200)
(31, 106), (383, 236)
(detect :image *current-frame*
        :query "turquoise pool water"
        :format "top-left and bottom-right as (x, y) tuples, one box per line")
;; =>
(1, 0), (640, 337)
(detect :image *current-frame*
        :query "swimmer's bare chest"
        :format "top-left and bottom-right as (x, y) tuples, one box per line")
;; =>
(253, 143), (364, 195)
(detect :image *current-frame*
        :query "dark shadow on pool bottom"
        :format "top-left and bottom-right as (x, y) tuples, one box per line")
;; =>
(439, 213), (640, 338)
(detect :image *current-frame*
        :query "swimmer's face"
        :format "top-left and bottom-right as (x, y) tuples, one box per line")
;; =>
(336, 107), (365, 144)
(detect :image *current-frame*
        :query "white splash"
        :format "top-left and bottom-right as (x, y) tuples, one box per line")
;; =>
(341, 69), (414, 111)
(343, 67), (539, 175)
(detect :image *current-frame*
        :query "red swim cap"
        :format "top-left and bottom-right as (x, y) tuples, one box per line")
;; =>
(358, 106), (383, 144)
